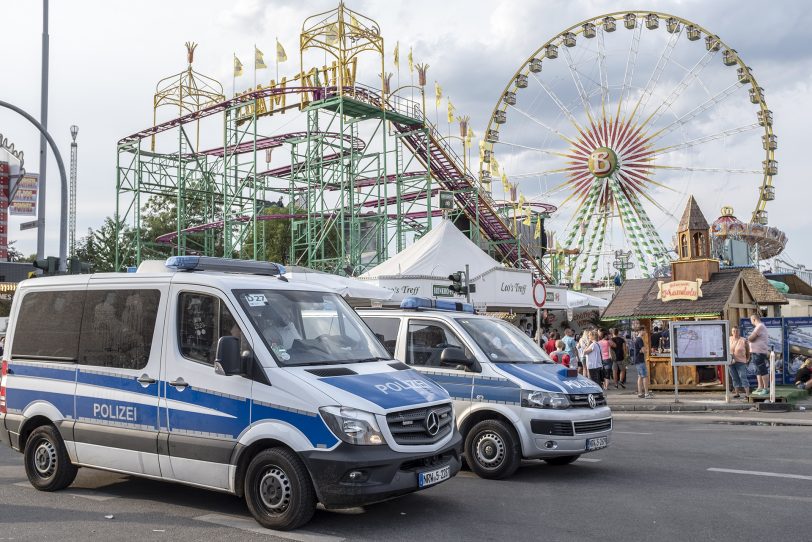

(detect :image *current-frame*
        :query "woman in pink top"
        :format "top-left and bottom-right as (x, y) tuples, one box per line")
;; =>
(598, 331), (613, 390)
(728, 326), (750, 399)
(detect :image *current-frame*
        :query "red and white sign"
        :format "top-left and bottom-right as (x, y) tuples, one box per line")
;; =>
(532, 280), (547, 308)
(657, 279), (704, 302)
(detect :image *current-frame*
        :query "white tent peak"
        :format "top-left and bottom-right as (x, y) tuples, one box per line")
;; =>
(360, 220), (504, 280)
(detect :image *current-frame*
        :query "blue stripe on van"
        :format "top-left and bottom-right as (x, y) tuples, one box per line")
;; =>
(496, 363), (602, 393)
(6, 388), (75, 417)
(252, 402), (338, 448)
(9, 363), (76, 382)
(77, 370), (157, 396)
(319, 370), (449, 410)
(75, 395), (160, 429)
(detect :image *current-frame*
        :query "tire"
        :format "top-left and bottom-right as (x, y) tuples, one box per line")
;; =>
(464, 419), (521, 480)
(244, 447), (316, 531)
(23, 425), (78, 491)
(544, 455), (580, 466)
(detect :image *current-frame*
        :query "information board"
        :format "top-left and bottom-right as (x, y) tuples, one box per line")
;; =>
(670, 320), (730, 365)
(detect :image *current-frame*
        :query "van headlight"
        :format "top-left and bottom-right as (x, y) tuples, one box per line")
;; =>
(521, 390), (570, 409)
(319, 406), (386, 446)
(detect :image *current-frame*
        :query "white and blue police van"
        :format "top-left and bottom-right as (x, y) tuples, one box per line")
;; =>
(0, 258), (461, 530)
(358, 297), (612, 479)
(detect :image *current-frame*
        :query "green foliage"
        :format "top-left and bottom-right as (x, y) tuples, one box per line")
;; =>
(242, 205), (293, 263)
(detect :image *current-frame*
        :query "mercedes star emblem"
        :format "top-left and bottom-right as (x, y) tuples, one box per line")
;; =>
(425, 410), (440, 436)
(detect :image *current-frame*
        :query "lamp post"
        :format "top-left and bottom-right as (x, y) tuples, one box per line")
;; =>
(69, 125), (78, 259)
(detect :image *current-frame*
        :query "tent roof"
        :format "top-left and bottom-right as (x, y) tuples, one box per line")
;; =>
(361, 220), (504, 279)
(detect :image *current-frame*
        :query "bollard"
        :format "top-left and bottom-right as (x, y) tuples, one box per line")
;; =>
(769, 348), (776, 403)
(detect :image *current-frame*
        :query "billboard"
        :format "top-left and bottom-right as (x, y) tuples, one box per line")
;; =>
(740, 317), (784, 386)
(10, 173), (38, 216)
(0, 162), (8, 260)
(670, 320), (729, 365)
(784, 317), (812, 385)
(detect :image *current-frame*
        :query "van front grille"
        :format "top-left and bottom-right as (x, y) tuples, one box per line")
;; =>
(574, 418), (612, 434)
(386, 404), (453, 445)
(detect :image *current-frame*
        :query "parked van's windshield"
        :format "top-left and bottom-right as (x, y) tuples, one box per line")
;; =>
(235, 289), (389, 366)
(456, 317), (553, 364)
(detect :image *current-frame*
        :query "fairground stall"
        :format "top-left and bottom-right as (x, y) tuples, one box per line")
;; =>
(601, 198), (786, 390)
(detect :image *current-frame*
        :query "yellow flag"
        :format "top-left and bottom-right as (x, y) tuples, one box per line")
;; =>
(523, 211), (532, 226)
(350, 14), (360, 29)
(447, 98), (454, 123)
(434, 81), (442, 107)
(534, 215), (542, 239)
(276, 40), (287, 62)
(394, 41), (399, 69)
(501, 171), (509, 191)
(490, 156), (500, 176)
(519, 194), (526, 208)
(326, 22), (339, 44)
(408, 47), (414, 73)
(466, 126), (474, 145)
(255, 47), (267, 70)
(233, 54), (243, 77)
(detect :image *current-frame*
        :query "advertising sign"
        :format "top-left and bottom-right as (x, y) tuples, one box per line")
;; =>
(0, 162), (8, 260)
(657, 279), (703, 302)
(784, 317), (812, 385)
(10, 173), (38, 216)
(740, 317), (784, 386)
(670, 320), (729, 366)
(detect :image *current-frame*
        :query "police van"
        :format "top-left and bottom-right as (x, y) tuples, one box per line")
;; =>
(358, 297), (612, 479)
(0, 258), (461, 530)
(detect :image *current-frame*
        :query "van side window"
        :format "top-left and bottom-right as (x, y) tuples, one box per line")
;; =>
(406, 320), (466, 367)
(178, 292), (243, 365)
(12, 290), (86, 361)
(79, 289), (161, 370)
(364, 317), (400, 357)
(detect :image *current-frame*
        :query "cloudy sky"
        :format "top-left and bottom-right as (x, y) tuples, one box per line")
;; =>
(1, 0), (809, 276)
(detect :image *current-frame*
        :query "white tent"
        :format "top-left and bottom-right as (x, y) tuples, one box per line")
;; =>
(285, 266), (394, 305)
(567, 291), (609, 309)
(359, 220), (561, 311)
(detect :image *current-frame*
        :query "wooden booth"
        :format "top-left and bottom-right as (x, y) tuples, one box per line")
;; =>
(601, 197), (787, 390)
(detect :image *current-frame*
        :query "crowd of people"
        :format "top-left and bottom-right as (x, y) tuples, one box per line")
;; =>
(540, 327), (653, 399)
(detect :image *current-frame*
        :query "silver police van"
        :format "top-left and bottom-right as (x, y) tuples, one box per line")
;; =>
(0, 258), (461, 530)
(359, 297), (612, 479)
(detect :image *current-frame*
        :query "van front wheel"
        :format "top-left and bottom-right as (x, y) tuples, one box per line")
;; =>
(244, 447), (316, 531)
(23, 425), (78, 491)
(464, 419), (521, 479)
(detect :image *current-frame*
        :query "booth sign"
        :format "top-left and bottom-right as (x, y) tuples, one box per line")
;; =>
(657, 279), (703, 302)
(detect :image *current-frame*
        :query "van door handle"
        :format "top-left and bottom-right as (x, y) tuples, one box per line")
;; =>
(169, 378), (188, 389)
(137, 374), (157, 386)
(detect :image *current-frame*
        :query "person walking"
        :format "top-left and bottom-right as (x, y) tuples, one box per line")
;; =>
(544, 330), (558, 355)
(577, 329), (592, 377)
(728, 326), (750, 399)
(747, 314), (770, 396)
(562, 328), (578, 366)
(550, 340), (571, 367)
(610, 328), (627, 389)
(583, 330), (603, 385)
(598, 330), (613, 390)
(631, 330), (653, 398)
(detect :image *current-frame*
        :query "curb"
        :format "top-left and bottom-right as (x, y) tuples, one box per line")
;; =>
(611, 411), (812, 426)
(608, 403), (757, 412)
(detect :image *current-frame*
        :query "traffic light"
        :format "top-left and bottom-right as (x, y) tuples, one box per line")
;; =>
(32, 256), (59, 276)
(448, 271), (467, 295)
(69, 258), (92, 274)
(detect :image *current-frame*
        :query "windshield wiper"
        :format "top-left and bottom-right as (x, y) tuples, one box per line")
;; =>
(349, 357), (390, 363)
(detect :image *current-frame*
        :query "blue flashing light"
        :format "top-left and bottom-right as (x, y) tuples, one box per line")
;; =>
(400, 296), (474, 313)
(165, 256), (285, 276)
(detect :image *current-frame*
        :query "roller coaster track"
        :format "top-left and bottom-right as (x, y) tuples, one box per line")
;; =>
(123, 84), (549, 280)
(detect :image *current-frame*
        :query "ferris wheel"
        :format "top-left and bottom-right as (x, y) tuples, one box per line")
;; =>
(483, 12), (776, 284)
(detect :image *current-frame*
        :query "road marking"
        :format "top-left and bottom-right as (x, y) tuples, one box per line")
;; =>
(576, 458), (601, 463)
(194, 513), (345, 542)
(741, 493), (812, 503)
(707, 468), (812, 481)
(613, 431), (652, 435)
(13, 482), (118, 501)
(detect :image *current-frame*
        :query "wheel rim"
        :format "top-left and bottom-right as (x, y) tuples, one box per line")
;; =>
(474, 431), (506, 470)
(258, 466), (292, 514)
(33, 439), (57, 478)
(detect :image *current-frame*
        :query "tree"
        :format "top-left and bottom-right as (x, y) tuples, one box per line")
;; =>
(74, 218), (136, 272)
(242, 205), (293, 264)
(5, 241), (30, 262)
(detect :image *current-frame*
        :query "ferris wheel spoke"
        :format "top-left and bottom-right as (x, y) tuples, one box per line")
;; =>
(648, 81), (745, 141)
(626, 26), (682, 126)
(640, 46), (719, 131)
(597, 26), (610, 120)
(561, 46), (597, 126)
(616, 21), (642, 121)
(650, 123), (760, 155)
(529, 73), (591, 138)
(508, 166), (576, 180)
(648, 165), (762, 174)
(507, 104), (578, 146)
(497, 139), (572, 158)
(617, 171), (677, 217)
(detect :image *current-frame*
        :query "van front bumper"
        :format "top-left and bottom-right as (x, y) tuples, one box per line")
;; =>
(518, 407), (613, 459)
(300, 429), (462, 509)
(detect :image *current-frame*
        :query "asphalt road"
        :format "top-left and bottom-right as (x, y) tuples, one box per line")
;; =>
(1, 417), (810, 542)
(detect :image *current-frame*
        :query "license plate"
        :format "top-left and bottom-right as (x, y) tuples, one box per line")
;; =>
(418, 465), (450, 488)
(586, 436), (608, 451)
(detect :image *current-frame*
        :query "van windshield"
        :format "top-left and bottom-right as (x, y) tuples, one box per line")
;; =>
(234, 289), (390, 367)
(456, 317), (553, 364)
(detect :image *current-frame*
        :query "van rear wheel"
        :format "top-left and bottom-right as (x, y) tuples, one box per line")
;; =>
(244, 447), (316, 531)
(544, 455), (580, 466)
(464, 419), (521, 479)
(23, 425), (78, 491)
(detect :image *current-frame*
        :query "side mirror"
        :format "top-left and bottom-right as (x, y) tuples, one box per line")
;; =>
(440, 346), (478, 371)
(215, 336), (242, 376)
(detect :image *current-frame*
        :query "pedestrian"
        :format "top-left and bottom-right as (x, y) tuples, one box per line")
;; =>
(544, 330), (559, 355)
(747, 313), (770, 396)
(631, 330), (653, 399)
(610, 328), (627, 389)
(583, 330), (603, 385)
(577, 329), (592, 377)
(728, 326), (750, 399)
(550, 340), (571, 367)
(562, 328), (578, 369)
(598, 330), (613, 390)
(793, 358), (812, 392)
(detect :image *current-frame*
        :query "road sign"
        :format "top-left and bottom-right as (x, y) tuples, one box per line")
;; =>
(20, 220), (38, 231)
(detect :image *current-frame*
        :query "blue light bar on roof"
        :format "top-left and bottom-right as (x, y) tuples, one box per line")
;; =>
(400, 296), (474, 313)
(165, 256), (285, 276)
